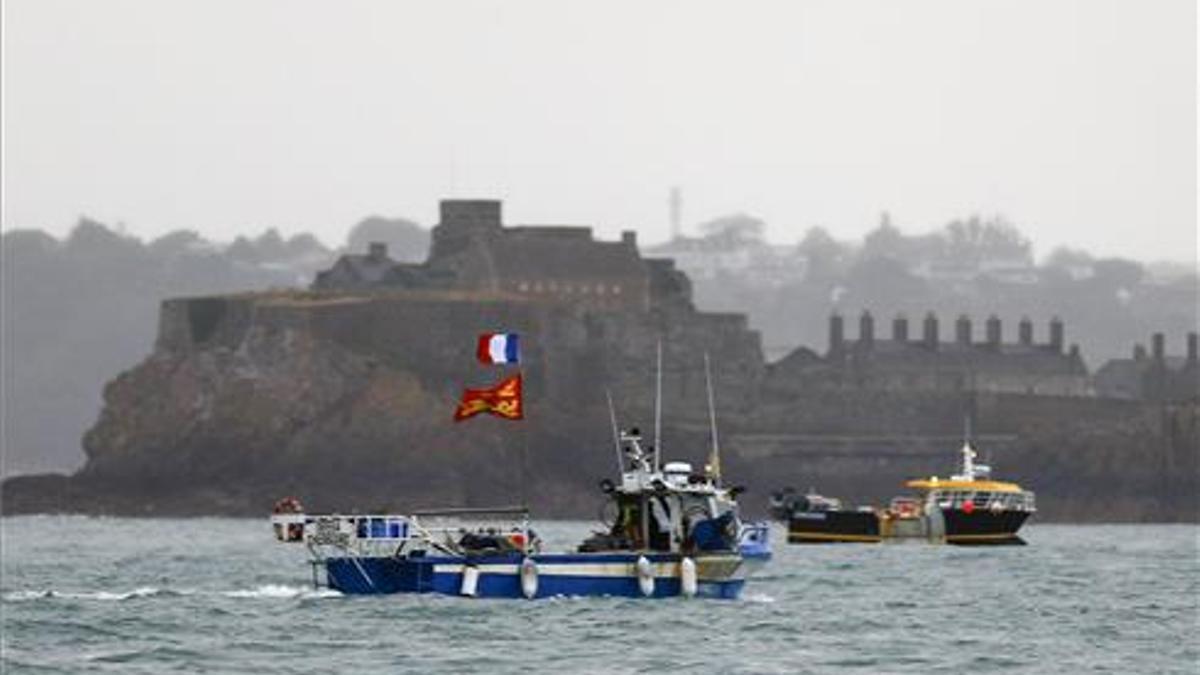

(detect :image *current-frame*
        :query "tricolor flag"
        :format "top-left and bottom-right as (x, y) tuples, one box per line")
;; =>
(477, 332), (520, 365)
(454, 374), (524, 422)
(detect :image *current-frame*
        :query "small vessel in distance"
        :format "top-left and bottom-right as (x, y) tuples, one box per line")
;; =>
(772, 440), (1035, 545)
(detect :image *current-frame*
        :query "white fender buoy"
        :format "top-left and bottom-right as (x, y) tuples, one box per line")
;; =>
(680, 557), (698, 598)
(520, 557), (539, 599)
(460, 564), (480, 597)
(636, 555), (655, 597)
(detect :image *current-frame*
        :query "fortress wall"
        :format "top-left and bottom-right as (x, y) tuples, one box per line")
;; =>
(748, 389), (969, 435)
(157, 296), (256, 353)
(274, 295), (770, 420)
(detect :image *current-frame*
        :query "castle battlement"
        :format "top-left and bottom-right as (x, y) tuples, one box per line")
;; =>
(768, 310), (1089, 397)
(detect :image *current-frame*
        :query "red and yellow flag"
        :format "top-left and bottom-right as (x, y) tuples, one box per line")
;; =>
(453, 374), (523, 422)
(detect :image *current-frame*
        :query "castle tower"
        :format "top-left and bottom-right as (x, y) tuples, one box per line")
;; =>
(430, 199), (504, 260)
(441, 199), (502, 230)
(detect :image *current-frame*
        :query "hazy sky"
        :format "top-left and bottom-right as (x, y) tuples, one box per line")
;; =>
(3, 0), (1196, 262)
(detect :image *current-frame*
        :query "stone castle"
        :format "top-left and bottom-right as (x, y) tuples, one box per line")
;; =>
(314, 199), (692, 312)
(1094, 332), (1199, 402)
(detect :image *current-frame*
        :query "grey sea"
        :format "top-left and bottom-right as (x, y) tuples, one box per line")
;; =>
(1, 518), (1196, 674)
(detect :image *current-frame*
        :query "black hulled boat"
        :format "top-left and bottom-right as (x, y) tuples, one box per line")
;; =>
(774, 441), (1035, 545)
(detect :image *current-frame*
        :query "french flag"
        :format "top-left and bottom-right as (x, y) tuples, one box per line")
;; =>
(477, 332), (520, 364)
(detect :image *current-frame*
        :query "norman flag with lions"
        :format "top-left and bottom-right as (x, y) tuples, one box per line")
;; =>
(454, 373), (523, 421)
(455, 332), (523, 421)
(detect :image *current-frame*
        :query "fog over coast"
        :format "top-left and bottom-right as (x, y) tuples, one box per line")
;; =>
(3, 0), (1196, 263)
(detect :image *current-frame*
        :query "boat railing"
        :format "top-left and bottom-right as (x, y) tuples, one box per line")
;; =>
(928, 490), (1036, 512)
(273, 510), (535, 557)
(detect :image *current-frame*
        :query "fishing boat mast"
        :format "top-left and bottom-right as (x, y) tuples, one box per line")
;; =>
(654, 340), (663, 472)
(704, 352), (722, 486)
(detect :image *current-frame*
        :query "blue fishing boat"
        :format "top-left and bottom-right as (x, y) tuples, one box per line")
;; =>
(271, 426), (770, 599)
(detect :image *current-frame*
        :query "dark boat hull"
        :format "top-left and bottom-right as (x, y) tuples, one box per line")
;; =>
(941, 508), (1030, 545)
(788, 508), (1031, 545)
(787, 511), (881, 543)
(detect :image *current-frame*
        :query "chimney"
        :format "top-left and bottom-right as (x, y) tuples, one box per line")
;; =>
(1152, 333), (1165, 361)
(1019, 317), (1033, 346)
(956, 315), (972, 346)
(986, 315), (1002, 349)
(1133, 344), (1147, 361)
(829, 313), (845, 355)
(923, 312), (938, 350)
(621, 230), (638, 248)
(892, 314), (909, 343)
(860, 310), (875, 348)
(1188, 332), (1198, 365)
(1049, 317), (1064, 353)
(367, 241), (388, 261)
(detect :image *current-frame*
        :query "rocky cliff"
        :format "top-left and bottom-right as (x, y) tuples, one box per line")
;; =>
(3, 288), (1196, 521)
(2, 289), (763, 516)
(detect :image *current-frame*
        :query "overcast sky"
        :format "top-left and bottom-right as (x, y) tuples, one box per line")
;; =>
(3, 0), (1196, 263)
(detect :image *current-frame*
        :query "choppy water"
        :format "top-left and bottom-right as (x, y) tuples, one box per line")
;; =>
(1, 518), (1196, 674)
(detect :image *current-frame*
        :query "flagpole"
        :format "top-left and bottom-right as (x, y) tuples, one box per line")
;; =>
(654, 340), (663, 472)
(521, 420), (529, 513)
(518, 358), (528, 514)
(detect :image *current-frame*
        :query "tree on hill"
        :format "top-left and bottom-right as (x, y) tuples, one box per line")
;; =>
(943, 214), (1032, 264)
(695, 213), (766, 247)
(797, 226), (851, 279)
(1045, 246), (1094, 270)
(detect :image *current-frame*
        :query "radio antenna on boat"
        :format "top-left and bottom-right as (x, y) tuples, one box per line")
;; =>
(606, 388), (623, 473)
(654, 339), (663, 472)
(704, 352), (722, 485)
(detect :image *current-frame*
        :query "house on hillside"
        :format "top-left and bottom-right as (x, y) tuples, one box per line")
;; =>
(1094, 333), (1199, 401)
